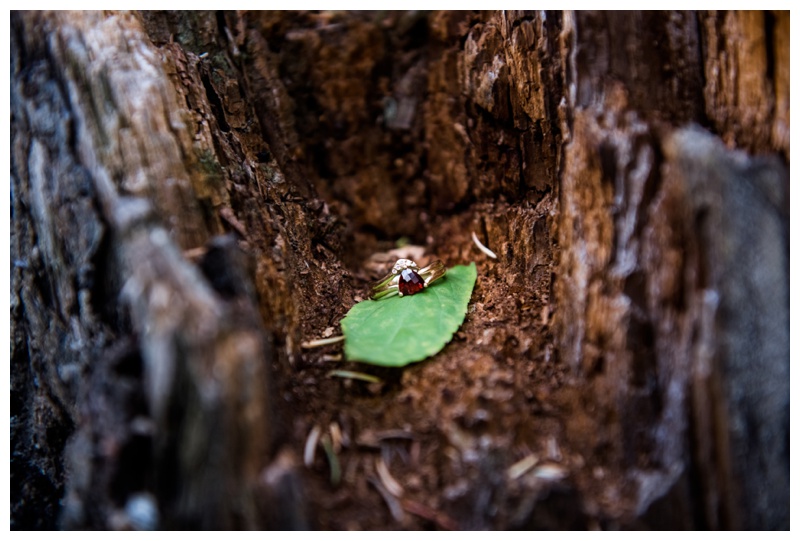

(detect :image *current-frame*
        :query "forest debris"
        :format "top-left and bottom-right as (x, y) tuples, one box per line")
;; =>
(224, 26), (239, 56)
(219, 206), (248, 238)
(356, 429), (416, 448)
(410, 440), (421, 466)
(532, 463), (568, 481)
(10, 7), (787, 531)
(326, 370), (382, 384)
(376, 456), (404, 498)
(400, 499), (459, 531)
(368, 476), (406, 523)
(471, 231), (497, 259)
(301, 335), (345, 348)
(546, 436), (562, 461)
(329, 422), (344, 452)
(321, 434), (341, 486)
(320, 354), (342, 362)
(444, 421), (476, 456)
(303, 425), (322, 467)
(507, 454), (540, 480)
(453, 122), (471, 145)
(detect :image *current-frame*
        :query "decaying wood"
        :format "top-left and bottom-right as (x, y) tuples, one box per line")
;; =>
(11, 11), (274, 529)
(554, 11), (788, 528)
(11, 10), (788, 530)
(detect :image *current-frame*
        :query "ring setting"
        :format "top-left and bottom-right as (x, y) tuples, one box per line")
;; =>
(371, 258), (447, 300)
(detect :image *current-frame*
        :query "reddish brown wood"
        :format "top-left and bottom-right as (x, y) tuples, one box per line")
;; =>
(11, 10), (788, 530)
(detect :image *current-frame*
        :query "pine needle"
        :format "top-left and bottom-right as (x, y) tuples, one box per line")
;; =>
(301, 335), (345, 349)
(471, 231), (497, 259)
(327, 370), (382, 384)
(303, 425), (322, 467)
(321, 434), (341, 486)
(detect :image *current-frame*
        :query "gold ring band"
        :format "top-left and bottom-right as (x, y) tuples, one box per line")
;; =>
(371, 259), (446, 300)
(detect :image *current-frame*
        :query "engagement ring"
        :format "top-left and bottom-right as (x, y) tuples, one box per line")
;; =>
(370, 258), (446, 300)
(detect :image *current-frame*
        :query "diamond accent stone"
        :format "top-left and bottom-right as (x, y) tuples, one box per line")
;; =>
(398, 268), (425, 296)
(392, 258), (418, 274)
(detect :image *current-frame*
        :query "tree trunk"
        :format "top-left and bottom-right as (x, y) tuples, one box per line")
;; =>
(10, 10), (788, 530)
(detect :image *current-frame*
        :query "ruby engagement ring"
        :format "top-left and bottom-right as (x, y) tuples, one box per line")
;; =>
(371, 258), (446, 300)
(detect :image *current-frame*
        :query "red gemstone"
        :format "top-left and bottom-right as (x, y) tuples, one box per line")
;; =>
(398, 268), (424, 296)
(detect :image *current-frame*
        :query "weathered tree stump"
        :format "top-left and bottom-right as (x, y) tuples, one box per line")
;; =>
(10, 10), (788, 530)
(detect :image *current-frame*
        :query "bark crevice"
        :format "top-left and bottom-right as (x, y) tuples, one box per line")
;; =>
(10, 10), (788, 530)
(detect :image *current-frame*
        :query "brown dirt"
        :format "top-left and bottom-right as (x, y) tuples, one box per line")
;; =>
(222, 11), (590, 529)
(285, 198), (570, 530)
(136, 10), (654, 529)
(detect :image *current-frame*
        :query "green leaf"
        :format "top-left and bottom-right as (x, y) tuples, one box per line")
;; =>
(341, 263), (477, 367)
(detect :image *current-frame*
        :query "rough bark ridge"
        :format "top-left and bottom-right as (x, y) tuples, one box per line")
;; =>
(10, 10), (788, 530)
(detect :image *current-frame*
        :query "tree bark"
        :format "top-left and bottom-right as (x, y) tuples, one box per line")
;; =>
(10, 10), (788, 530)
